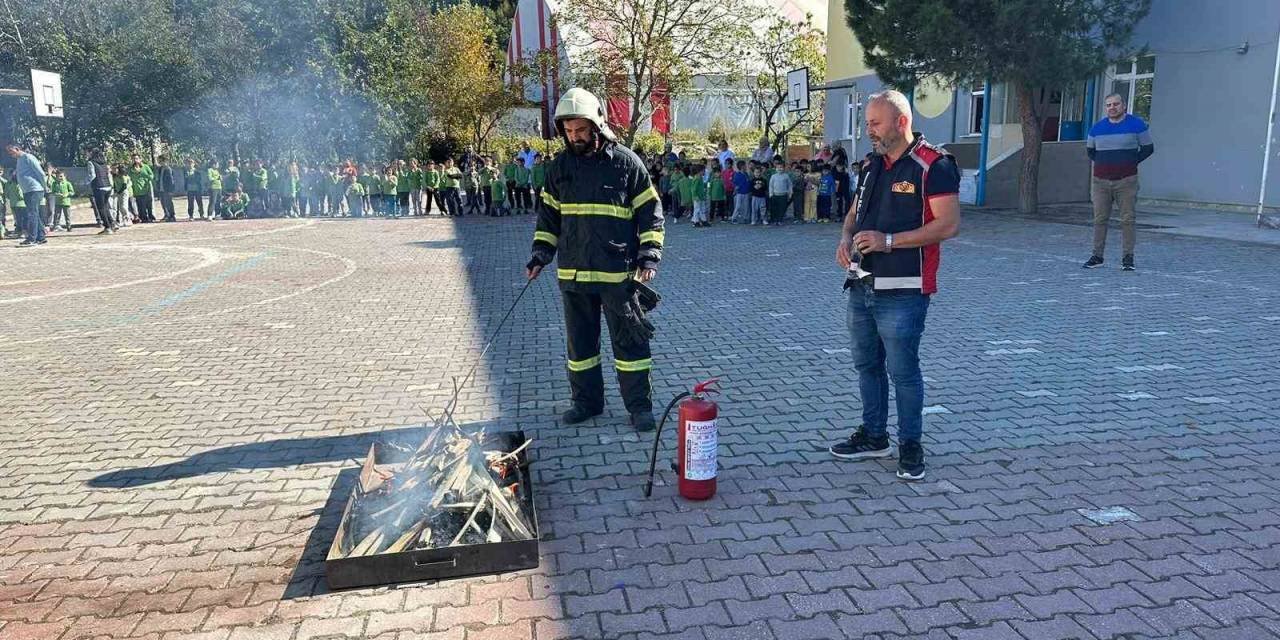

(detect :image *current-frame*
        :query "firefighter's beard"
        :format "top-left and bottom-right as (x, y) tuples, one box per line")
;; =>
(567, 133), (597, 156)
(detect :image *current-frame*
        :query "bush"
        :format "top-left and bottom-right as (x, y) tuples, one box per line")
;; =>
(487, 134), (562, 161)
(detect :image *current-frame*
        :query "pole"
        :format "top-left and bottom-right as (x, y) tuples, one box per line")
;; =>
(976, 79), (993, 207)
(1257, 29), (1280, 226)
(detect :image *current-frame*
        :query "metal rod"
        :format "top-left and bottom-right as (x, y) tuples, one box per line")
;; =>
(1258, 26), (1280, 226)
(441, 279), (534, 419)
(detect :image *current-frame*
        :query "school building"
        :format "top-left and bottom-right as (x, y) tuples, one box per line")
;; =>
(820, 0), (1280, 211)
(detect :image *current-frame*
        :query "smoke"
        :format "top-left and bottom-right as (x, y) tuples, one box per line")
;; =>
(166, 68), (388, 165)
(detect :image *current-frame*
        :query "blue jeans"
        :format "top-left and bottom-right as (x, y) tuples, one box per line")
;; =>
(847, 283), (930, 442)
(23, 190), (46, 242)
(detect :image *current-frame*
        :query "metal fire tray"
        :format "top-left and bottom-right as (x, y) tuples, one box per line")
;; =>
(324, 430), (539, 590)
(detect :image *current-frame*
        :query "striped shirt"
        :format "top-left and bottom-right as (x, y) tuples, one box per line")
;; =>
(1086, 114), (1154, 180)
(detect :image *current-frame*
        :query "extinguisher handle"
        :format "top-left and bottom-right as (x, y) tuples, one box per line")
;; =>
(692, 378), (720, 395)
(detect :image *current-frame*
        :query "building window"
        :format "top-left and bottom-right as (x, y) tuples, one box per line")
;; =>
(968, 84), (984, 135)
(844, 91), (858, 140)
(1108, 55), (1155, 121)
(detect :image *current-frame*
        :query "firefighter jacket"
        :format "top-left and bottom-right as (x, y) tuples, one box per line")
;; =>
(531, 142), (664, 292)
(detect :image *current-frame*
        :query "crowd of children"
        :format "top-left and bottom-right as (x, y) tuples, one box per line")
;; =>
(649, 153), (854, 228)
(0, 150), (550, 239)
(1, 142), (857, 241)
(1, 164), (83, 239)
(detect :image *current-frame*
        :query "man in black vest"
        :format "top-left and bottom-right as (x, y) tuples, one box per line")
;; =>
(86, 149), (116, 234)
(829, 90), (961, 481)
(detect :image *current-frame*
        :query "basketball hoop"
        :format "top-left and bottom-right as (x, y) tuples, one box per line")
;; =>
(786, 67), (810, 114)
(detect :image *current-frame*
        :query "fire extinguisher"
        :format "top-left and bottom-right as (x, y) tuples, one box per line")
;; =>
(644, 378), (719, 500)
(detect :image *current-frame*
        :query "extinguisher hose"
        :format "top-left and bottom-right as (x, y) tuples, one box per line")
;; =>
(644, 391), (692, 498)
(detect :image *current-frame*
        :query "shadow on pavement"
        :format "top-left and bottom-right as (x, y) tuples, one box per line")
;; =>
(86, 427), (424, 488)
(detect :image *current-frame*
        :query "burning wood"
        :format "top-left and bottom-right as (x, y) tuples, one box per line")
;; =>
(334, 425), (535, 559)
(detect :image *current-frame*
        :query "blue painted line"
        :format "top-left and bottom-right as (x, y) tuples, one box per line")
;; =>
(55, 251), (274, 329)
(138, 251), (272, 315)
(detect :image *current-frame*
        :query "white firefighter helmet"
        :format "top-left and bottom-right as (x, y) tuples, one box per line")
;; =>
(554, 88), (616, 142)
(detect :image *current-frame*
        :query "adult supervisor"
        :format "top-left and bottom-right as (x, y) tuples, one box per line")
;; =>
(1083, 92), (1153, 271)
(526, 88), (665, 432)
(6, 142), (48, 246)
(830, 90), (960, 481)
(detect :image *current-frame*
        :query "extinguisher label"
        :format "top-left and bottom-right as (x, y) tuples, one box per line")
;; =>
(684, 419), (718, 481)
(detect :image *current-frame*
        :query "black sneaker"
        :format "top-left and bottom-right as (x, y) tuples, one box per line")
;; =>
(630, 411), (656, 433)
(561, 405), (603, 425)
(830, 427), (892, 460)
(1082, 255), (1104, 269)
(896, 440), (926, 481)
(1121, 255), (1135, 271)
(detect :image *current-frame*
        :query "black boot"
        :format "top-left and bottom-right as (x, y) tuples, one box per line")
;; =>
(562, 405), (603, 425)
(630, 411), (656, 432)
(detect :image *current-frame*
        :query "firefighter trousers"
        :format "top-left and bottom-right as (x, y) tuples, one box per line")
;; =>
(563, 289), (653, 415)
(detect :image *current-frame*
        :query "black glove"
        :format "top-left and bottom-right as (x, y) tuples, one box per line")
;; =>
(526, 248), (552, 271)
(632, 280), (660, 313)
(605, 282), (658, 348)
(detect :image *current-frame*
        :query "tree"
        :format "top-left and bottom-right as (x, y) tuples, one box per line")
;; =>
(736, 10), (826, 155)
(844, 0), (1149, 214)
(418, 4), (525, 150)
(347, 1), (522, 152)
(556, 0), (749, 146)
(0, 0), (210, 162)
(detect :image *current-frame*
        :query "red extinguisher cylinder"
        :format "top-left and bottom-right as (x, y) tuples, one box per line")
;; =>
(676, 395), (718, 500)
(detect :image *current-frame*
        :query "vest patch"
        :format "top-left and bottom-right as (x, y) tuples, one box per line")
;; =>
(891, 181), (916, 194)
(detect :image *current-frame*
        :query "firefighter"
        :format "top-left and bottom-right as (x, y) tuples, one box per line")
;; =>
(525, 88), (665, 432)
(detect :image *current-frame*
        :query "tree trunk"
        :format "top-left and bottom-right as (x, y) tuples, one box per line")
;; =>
(1014, 81), (1043, 215)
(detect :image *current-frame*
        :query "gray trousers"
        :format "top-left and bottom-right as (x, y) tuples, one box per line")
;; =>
(1091, 174), (1139, 256)
(750, 196), (767, 225)
(733, 193), (751, 222)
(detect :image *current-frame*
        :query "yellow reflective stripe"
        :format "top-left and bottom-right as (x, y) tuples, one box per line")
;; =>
(541, 191), (560, 210)
(557, 269), (631, 283)
(631, 185), (658, 209)
(567, 355), (601, 371)
(533, 230), (558, 246)
(615, 358), (652, 372)
(561, 203), (632, 219)
(639, 230), (664, 245)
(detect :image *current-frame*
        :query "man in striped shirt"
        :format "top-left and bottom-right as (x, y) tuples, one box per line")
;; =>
(1084, 93), (1154, 271)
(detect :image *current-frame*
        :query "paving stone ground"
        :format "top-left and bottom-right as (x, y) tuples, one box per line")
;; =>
(1, 207), (1278, 640)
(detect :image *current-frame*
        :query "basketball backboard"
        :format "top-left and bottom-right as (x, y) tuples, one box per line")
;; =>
(30, 69), (63, 118)
(786, 67), (809, 113)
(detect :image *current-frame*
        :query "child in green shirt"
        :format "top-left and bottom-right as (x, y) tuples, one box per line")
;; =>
(707, 161), (727, 224)
(344, 175), (366, 217)
(690, 167), (709, 227)
(502, 158), (518, 211)
(223, 186), (249, 219)
(530, 155), (546, 213)
(462, 167), (480, 215)
(1, 167), (23, 238)
(50, 170), (74, 232)
(421, 162), (441, 215)
(490, 171), (508, 216)
(676, 167), (695, 223)
(381, 167), (398, 217)
(513, 159), (532, 213)
(112, 165), (135, 226)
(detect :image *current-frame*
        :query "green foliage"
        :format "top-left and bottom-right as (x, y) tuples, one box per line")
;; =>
(843, 0), (1149, 213)
(488, 134), (563, 161)
(630, 131), (668, 157)
(556, 0), (752, 146)
(735, 10), (826, 154)
(844, 0), (1148, 92)
(0, 0), (517, 165)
